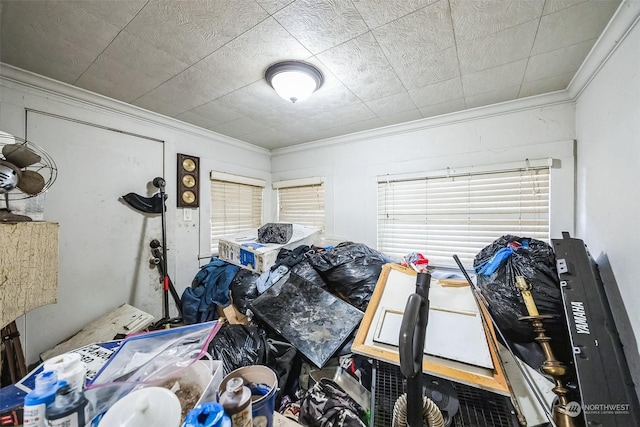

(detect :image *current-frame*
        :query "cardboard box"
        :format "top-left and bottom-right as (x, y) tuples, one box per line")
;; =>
(219, 224), (320, 273)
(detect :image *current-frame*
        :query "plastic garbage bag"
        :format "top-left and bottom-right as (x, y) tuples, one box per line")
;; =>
(85, 321), (221, 425)
(473, 235), (573, 368)
(228, 269), (261, 314)
(208, 324), (268, 375)
(207, 324), (298, 405)
(290, 259), (328, 289)
(306, 242), (391, 311)
(298, 378), (367, 427)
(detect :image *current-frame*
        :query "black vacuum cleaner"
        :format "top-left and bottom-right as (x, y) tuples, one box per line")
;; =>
(393, 271), (446, 427)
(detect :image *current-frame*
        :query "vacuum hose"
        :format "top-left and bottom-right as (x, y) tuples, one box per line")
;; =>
(392, 393), (445, 427)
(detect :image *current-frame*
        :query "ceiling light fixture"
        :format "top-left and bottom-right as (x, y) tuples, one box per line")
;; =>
(265, 61), (324, 104)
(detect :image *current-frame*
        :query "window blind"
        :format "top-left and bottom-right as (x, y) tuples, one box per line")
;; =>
(377, 167), (550, 268)
(210, 178), (263, 253)
(277, 183), (325, 231)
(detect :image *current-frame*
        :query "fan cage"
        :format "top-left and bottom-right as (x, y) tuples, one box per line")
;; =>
(372, 360), (519, 427)
(0, 134), (58, 201)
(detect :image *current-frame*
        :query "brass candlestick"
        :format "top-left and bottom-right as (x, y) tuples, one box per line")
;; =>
(515, 276), (581, 427)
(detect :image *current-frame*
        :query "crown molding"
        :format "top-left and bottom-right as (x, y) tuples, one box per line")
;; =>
(272, 91), (572, 156)
(0, 63), (270, 155)
(567, 0), (640, 100)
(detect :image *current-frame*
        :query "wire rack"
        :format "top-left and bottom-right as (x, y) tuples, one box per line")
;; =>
(372, 360), (519, 427)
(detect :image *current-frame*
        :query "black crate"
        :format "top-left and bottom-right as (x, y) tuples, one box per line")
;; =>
(372, 360), (519, 427)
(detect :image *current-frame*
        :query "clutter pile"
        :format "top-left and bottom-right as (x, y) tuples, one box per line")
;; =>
(7, 225), (628, 427)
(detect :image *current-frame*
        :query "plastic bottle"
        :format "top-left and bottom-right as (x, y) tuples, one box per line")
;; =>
(45, 381), (89, 427)
(43, 352), (86, 391)
(219, 377), (252, 427)
(23, 370), (58, 427)
(183, 402), (231, 427)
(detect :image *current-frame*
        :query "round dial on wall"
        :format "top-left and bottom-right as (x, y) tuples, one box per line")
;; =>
(182, 158), (196, 172)
(181, 190), (196, 204)
(182, 174), (196, 188)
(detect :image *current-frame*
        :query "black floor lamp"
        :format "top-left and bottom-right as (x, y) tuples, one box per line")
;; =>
(122, 177), (182, 328)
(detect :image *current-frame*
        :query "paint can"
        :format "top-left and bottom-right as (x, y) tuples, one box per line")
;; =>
(218, 366), (278, 427)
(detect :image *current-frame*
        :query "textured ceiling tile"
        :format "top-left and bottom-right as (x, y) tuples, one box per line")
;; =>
(189, 101), (243, 126)
(191, 44), (267, 100)
(352, 0), (437, 29)
(394, 47), (460, 89)
(247, 135), (298, 150)
(68, 0), (147, 28)
(274, 0), (369, 54)
(450, 0), (543, 42)
(0, 1), (125, 83)
(542, 0), (589, 15)
(224, 17), (312, 67)
(317, 32), (404, 102)
(295, 101), (376, 130)
(462, 60), (527, 97)
(125, 0), (268, 64)
(519, 72), (575, 98)
(524, 40), (595, 82)
(175, 110), (228, 130)
(76, 30), (191, 102)
(375, 1), (455, 57)
(255, 0), (295, 15)
(419, 98), (466, 118)
(457, 20), (538, 74)
(323, 117), (388, 136)
(465, 85), (520, 109)
(132, 68), (216, 116)
(380, 109), (424, 126)
(365, 91), (417, 116)
(374, 1), (457, 88)
(241, 127), (295, 147)
(531, 1), (620, 55)
(211, 116), (272, 137)
(408, 77), (463, 108)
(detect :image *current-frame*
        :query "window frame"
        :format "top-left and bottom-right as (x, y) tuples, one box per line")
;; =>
(273, 177), (325, 232)
(209, 171), (265, 255)
(376, 158), (552, 268)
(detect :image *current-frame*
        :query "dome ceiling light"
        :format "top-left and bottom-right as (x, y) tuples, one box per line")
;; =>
(265, 61), (324, 104)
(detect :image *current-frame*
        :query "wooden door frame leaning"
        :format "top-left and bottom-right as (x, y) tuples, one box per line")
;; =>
(352, 263), (510, 395)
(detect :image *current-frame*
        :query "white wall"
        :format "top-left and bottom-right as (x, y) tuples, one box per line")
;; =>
(272, 101), (577, 249)
(575, 18), (640, 360)
(0, 68), (271, 364)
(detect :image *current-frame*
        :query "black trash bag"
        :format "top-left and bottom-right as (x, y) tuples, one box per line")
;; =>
(290, 260), (328, 289)
(228, 269), (260, 314)
(275, 245), (328, 289)
(299, 378), (367, 427)
(473, 235), (573, 367)
(274, 245), (312, 269)
(208, 324), (300, 406)
(306, 242), (391, 311)
(265, 338), (299, 398)
(208, 324), (268, 375)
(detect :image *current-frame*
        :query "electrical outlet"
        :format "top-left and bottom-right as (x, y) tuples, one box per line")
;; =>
(183, 209), (193, 222)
